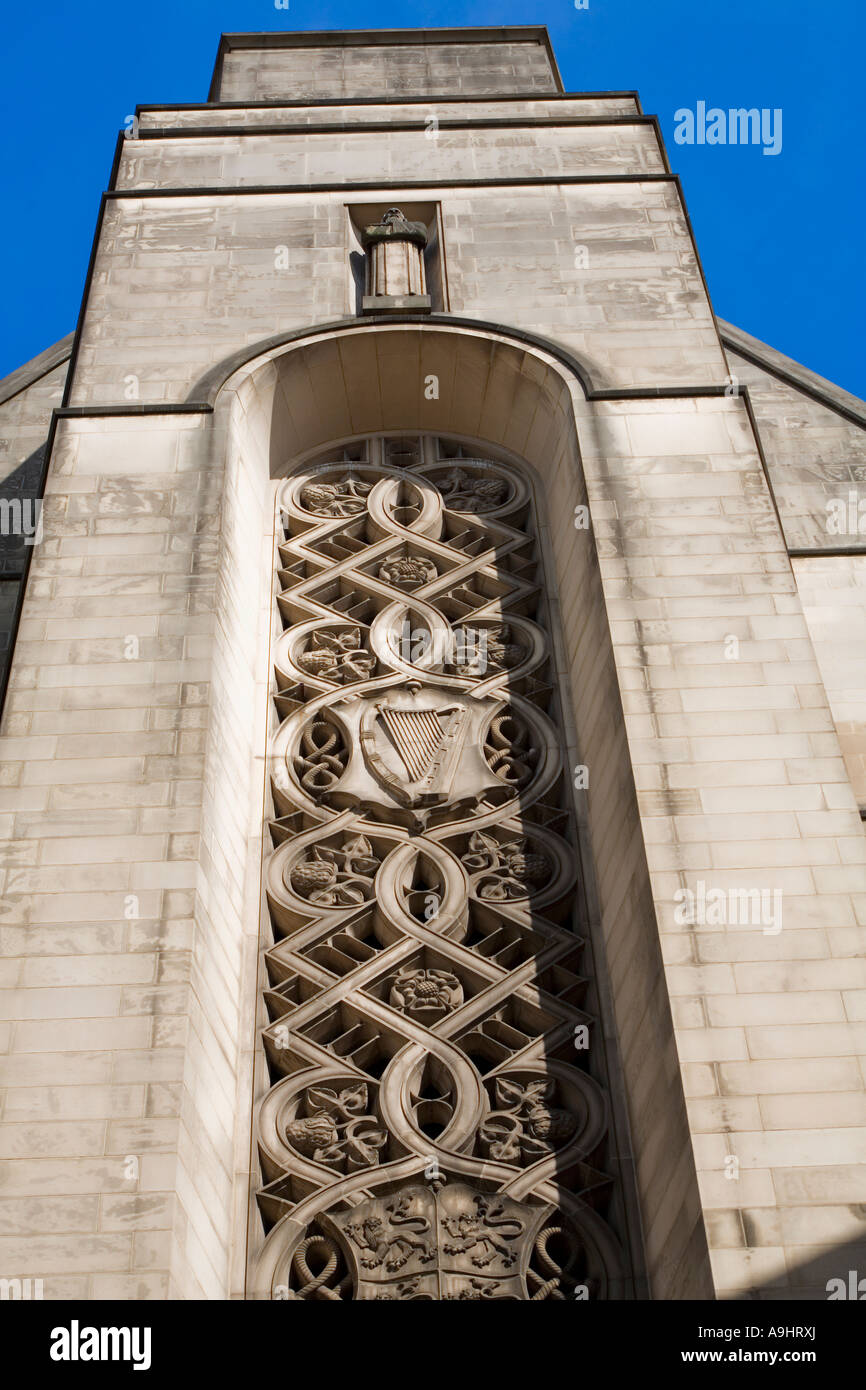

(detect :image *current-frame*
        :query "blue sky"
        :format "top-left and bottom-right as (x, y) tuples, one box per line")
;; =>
(1, 0), (863, 395)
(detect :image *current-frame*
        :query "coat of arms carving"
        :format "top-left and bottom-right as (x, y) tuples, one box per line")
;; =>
(311, 681), (506, 822)
(324, 1183), (547, 1300)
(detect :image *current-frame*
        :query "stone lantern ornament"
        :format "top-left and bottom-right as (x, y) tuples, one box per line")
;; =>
(361, 207), (431, 313)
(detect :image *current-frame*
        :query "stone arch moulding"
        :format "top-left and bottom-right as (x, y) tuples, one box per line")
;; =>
(188, 314), (601, 406)
(204, 321), (712, 1301)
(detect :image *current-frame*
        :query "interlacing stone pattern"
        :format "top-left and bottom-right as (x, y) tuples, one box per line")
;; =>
(254, 435), (631, 1301)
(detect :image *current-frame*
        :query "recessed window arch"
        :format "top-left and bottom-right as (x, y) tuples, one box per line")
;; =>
(248, 431), (643, 1301)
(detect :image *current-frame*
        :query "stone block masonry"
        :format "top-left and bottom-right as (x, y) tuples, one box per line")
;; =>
(1, 26), (864, 1301)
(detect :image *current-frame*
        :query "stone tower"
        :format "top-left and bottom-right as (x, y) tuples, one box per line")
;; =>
(1, 27), (865, 1302)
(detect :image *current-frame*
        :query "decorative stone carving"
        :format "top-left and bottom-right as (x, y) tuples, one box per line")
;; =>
(388, 966), (463, 1023)
(255, 435), (632, 1302)
(287, 834), (381, 905)
(526, 1223), (592, 1301)
(478, 1076), (577, 1165)
(328, 1183), (545, 1300)
(361, 207), (431, 314)
(435, 466), (510, 512)
(377, 554), (437, 589)
(293, 682), (514, 824)
(273, 1193), (603, 1301)
(284, 1233), (351, 1300)
(296, 629), (375, 684)
(293, 715), (349, 794)
(483, 710), (540, 789)
(452, 622), (526, 676)
(461, 830), (553, 899)
(285, 1082), (387, 1173)
(299, 474), (372, 517)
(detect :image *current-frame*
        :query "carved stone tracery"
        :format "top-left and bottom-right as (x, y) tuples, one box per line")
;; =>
(253, 435), (635, 1301)
(295, 629), (375, 685)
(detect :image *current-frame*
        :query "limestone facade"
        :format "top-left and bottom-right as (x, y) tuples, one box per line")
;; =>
(0, 27), (864, 1301)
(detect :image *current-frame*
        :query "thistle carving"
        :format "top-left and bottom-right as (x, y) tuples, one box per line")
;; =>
(285, 1083), (387, 1173)
(288, 835), (381, 905)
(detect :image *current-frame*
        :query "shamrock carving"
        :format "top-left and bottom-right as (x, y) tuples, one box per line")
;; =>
(461, 831), (552, 900)
(479, 1077), (577, 1166)
(299, 475), (372, 517)
(453, 623), (526, 676)
(296, 628), (375, 685)
(436, 467), (509, 512)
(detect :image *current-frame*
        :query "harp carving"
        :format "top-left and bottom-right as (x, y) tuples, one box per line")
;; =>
(379, 704), (465, 783)
(355, 688), (479, 809)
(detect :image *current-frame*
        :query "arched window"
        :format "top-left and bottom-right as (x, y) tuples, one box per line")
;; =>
(250, 432), (641, 1300)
